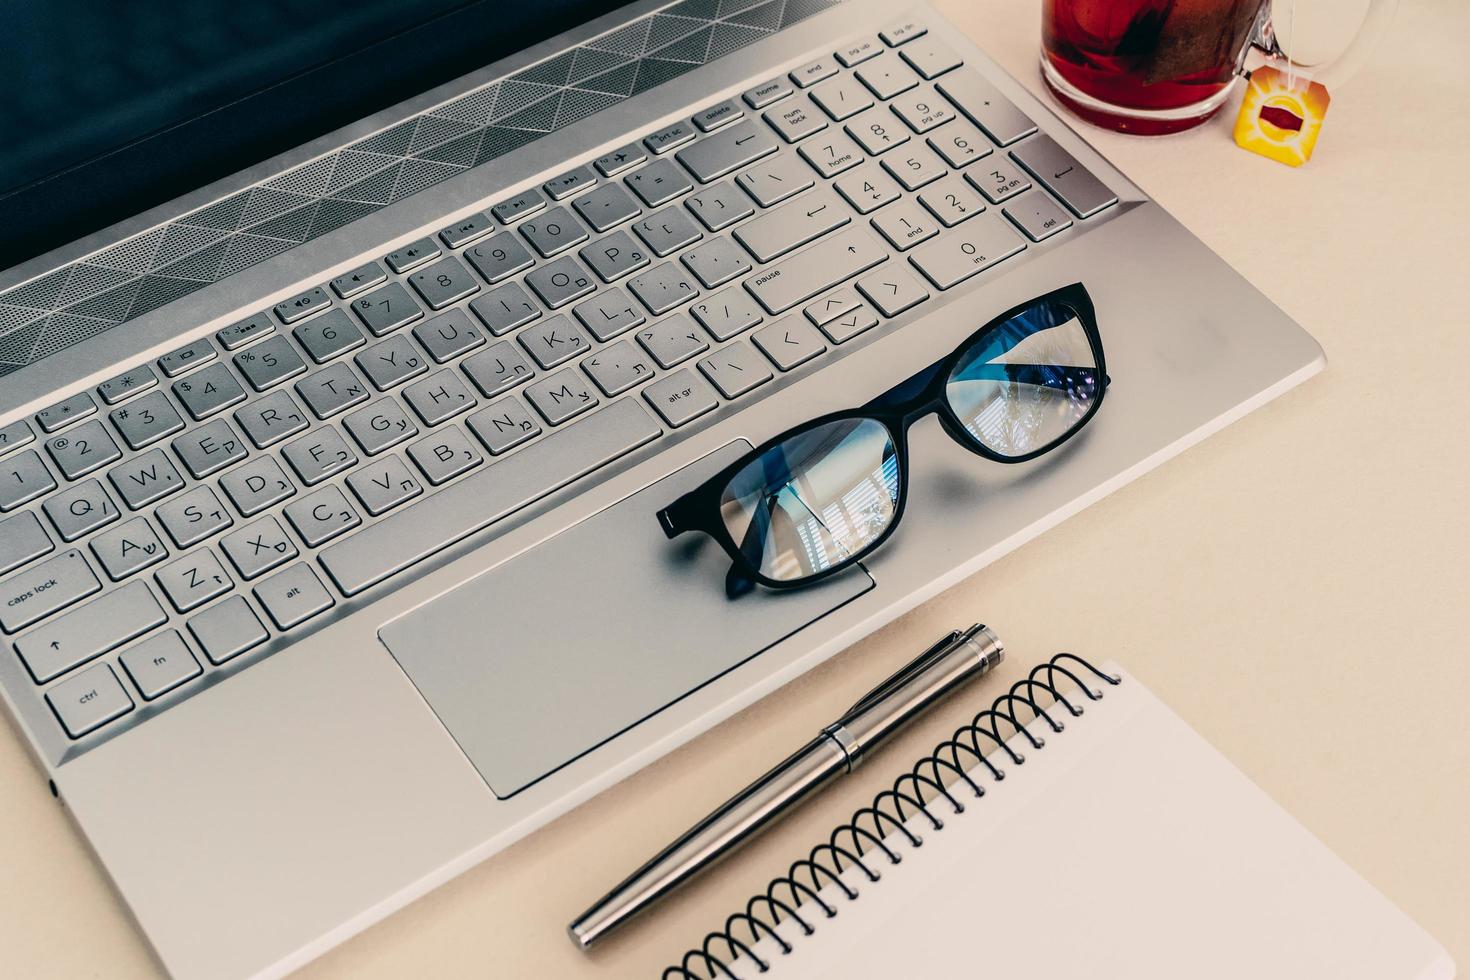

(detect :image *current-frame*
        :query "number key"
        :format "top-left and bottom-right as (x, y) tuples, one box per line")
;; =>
(352, 283), (423, 336)
(407, 256), (480, 310)
(927, 119), (993, 168)
(172, 363), (247, 420)
(464, 235), (535, 284)
(45, 420), (122, 479)
(294, 308), (365, 363)
(965, 158), (1032, 204)
(233, 335), (307, 391)
(918, 173), (986, 226)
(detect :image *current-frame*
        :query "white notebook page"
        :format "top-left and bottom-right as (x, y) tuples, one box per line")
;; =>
(727, 666), (1453, 979)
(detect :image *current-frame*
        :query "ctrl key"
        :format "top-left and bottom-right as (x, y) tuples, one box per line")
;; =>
(47, 662), (134, 738)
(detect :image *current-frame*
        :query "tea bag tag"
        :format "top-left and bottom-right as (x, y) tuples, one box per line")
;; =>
(1233, 64), (1331, 167)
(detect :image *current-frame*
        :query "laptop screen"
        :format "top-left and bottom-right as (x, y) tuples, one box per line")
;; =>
(0, 0), (625, 271)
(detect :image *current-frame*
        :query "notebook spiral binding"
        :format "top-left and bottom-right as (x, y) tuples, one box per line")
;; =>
(662, 654), (1122, 980)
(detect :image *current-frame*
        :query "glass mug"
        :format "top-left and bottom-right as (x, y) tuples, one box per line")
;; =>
(1041, 0), (1397, 134)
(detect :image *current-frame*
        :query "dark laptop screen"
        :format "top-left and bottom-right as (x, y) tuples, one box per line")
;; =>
(0, 0), (623, 271)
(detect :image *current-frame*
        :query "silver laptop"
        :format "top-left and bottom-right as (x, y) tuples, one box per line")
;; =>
(0, 0), (1323, 975)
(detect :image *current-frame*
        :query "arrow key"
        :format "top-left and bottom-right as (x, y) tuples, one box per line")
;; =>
(754, 316), (828, 371)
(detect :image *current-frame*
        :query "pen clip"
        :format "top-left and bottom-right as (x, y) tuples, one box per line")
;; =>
(836, 629), (965, 725)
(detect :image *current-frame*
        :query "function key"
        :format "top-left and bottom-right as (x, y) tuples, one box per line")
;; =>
(438, 213), (495, 249)
(0, 419), (36, 457)
(385, 237), (442, 273)
(692, 99), (744, 132)
(96, 364), (159, 404)
(35, 391), (98, 432)
(742, 77), (792, 109)
(330, 261), (388, 298)
(644, 122), (696, 155)
(492, 188), (547, 224)
(881, 20), (927, 46)
(158, 339), (218, 378)
(544, 165), (598, 201)
(836, 37), (882, 67)
(216, 313), (276, 351)
(594, 143), (647, 178)
(790, 57), (838, 88)
(273, 286), (331, 324)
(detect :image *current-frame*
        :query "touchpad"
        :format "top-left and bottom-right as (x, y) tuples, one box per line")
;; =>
(378, 441), (873, 798)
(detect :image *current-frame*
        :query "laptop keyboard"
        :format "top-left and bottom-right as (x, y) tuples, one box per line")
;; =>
(0, 19), (1117, 744)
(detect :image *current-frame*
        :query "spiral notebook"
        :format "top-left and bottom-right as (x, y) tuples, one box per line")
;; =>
(665, 660), (1454, 979)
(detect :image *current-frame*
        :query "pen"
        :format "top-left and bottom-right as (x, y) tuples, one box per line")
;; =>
(568, 623), (1004, 948)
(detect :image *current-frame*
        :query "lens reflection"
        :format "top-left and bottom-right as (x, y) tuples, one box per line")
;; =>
(945, 300), (1099, 458)
(719, 418), (898, 583)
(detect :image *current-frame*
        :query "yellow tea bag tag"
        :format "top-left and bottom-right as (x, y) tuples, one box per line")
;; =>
(1234, 65), (1331, 167)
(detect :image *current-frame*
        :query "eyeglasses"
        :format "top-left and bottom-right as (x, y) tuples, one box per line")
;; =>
(656, 283), (1108, 597)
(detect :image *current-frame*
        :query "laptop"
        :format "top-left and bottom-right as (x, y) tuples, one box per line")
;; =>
(0, 0), (1324, 976)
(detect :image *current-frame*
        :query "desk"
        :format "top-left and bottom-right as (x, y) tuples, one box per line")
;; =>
(1, 0), (1465, 975)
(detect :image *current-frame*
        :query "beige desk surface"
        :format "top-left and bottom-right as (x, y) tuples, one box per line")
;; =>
(3, 1), (1467, 976)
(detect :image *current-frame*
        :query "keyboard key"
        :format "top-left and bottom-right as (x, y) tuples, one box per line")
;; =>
(691, 287), (764, 341)
(799, 130), (865, 178)
(525, 256), (596, 309)
(644, 121), (695, 154)
(439, 213), (495, 250)
(403, 370), (478, 425)
(119, 630), (201, 699)
(0, 548), (100, 633)
(352, 283), (423, 336)
(407, 256), (480, 309)
(628, 263), (699, 316)
(15, 580), (165, 683)
(834, 161), (903, 214)
(682, 237), (752, 289)
(36, 391), (98, 432)
(734, 188), (850, 263)
(0, 450), (57, 511)
(525, 370), (599, 426)
(881, 19), (927, 46)
(693, 99), (744, 132)
(644, 370), (719, 428)
(156, 485), (234, 548)
(384, 237), (441, 273)
(173, 363), (247, 420)
(330, 261), (388, 298)
(637, 313), (710, 369)
(188, 596), (268, 665)
(571, 183), (642, 233)
(790, 56), (839, 88)
(234, 389), (310, 449)
(836, 37), (883, 67)
(233, 335), (307, 391)
(581, 340), (654, 396)
(413, 308), (485, 363)
(221, 516), (298, 579)
(342, 399), (418, 456)
(872, 198), (941, 250)
(676, 120), (778, 183)
(634, 207), (703, 257)
(491, 189), (547, 224)
(467, 397), (542, 455)
(295, 362), (370, 418)
(285, 485), (361, 547)
(543, 164), (597, 201)
(0, 512), (53, 576)
(626, 158), (694, 208)
(173, 419), (248, 478)
(845, 106), (911, 155)
(407, 426), (483, 485)
(254, 563), (334, 629)
(899, 36), (963, 79)
(966, 158), (1032, 204)
(155, 550), (233, 612)
(43, 479), (119, 541)
(108, 392), (184, 451)
(685, 181), (754, 232)
(573, 287), (645, 342)
(219, 456), (296, 517)
(1008, 134), (1118, 218)
(935, 72), (1037, 146)
(804, 287), (862, 326)
(908, 213), (1027, 289)
(743, 226), (888, 314)
(0, 419), (36, 456)
(519, 315), (592, 370)
(293, 308), (366, 364)
(697, 340), (773, 399)
(1003, 191), (1075, 242)
(319, 399), (661, 596)
(157, 339), (217, 378)
(856, 53), (920, 99)
(96, 364), (159, 404)
(593, 142), (646, 177)
(754, 315), (827, 371)
(346, 457), (424, 516)
(809, 76), (874, 121)
(461, 342), (535, 398)
(764, 95), (827, 143)
(465, 235), (535, 284)
(743, 77), (792, 109)
(273, 286), (331, 324)
(216, 314), (276, 352)
(818, 304), (880, 344)
(47, 663), (133, 737)
(469, 281), (540, 336)
(579, 230), (651, 282)
(108, 449), (184, 509)
(881, 144), (947, 191)
(45, 419), (121, 480)
(520, 207), (590, 258)
(734, 153), (816, 207)
(919, 173), (986, 226)
(927, 119), (993, 168)
(890, 85), (957, 132)
(91, 517), (168, 580)
(282, 428), (358, 486)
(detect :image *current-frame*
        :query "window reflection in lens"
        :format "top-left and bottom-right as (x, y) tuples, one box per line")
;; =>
(945, 300), (1099, 458)
(718, 418), (898, 582)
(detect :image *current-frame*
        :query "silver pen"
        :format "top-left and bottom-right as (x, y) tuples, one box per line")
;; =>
(568, 623), (1004, 948)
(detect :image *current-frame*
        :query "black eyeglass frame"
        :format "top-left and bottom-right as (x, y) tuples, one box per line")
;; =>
(656, 282), (1108, 594)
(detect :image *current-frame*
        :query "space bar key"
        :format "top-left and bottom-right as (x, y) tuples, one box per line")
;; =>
(319, 400), (662, 596)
